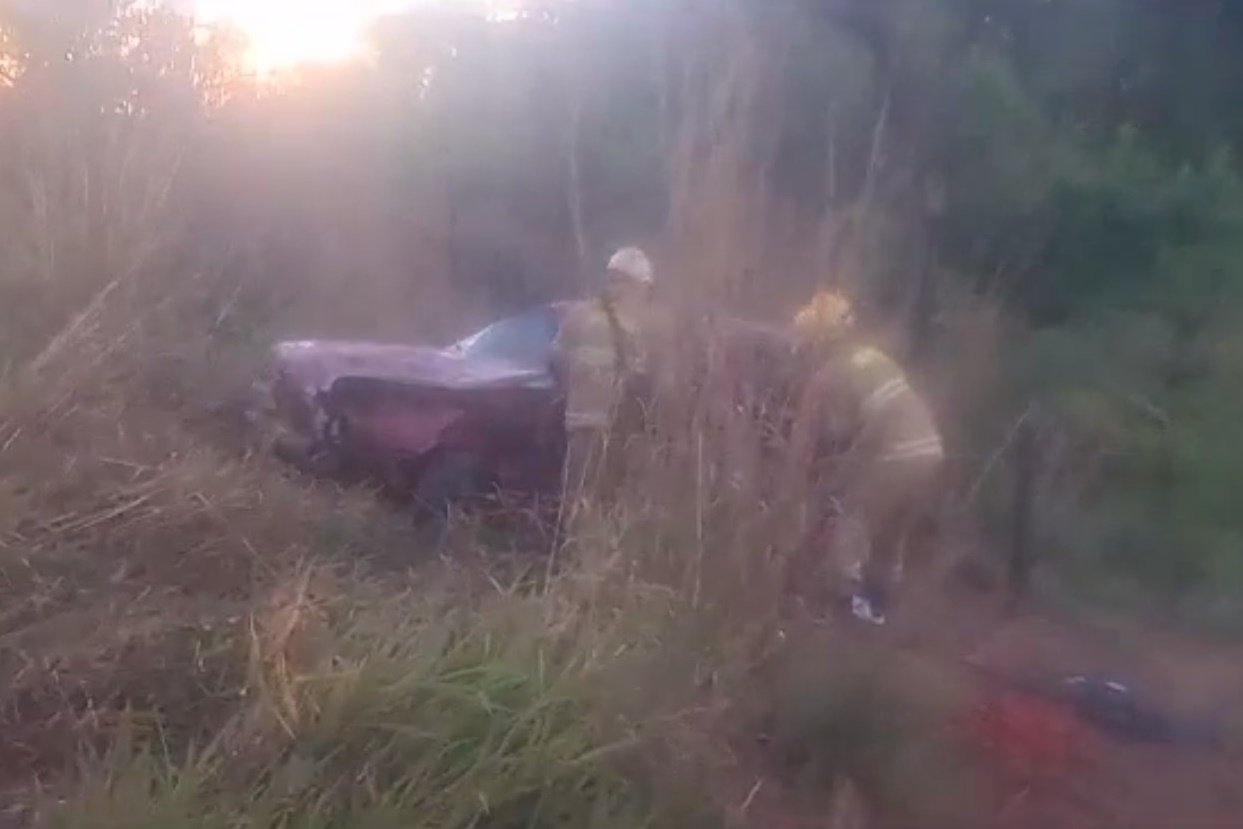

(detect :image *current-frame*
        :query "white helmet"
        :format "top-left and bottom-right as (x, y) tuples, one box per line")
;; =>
(606, 246), (654, 285)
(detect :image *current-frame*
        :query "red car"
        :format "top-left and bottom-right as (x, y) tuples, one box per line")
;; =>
(266, 303), (572, 514)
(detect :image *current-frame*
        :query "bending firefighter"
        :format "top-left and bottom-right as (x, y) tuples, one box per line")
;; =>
(551, 246), (656, 499)
(791, 291), (944, 625)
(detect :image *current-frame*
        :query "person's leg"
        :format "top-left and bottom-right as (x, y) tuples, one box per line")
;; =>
(859, 457), (941, 614)
(565, 412), (629, 507)
(595, 426), (625, 503)
(563, 426), (604, 505)
(890, 457), (942, 583)
(861, 480), (914, 615)
(815, 467), (876, 618)
(799, 482), (860, 610)
(602, 375), (651, 498)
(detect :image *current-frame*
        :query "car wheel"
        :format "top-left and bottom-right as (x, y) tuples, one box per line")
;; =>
(413, 450), (486, 520)
(272, 432), (314, 467)
(272, 431), (350, 479)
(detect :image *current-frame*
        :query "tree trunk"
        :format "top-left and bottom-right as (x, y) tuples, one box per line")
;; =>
(566, 79), (590, 276)
(1007, 413), (1041, 610)
(907, 231), (938, 361)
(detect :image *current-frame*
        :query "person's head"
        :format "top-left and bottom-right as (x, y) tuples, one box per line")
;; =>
(792, 290), (855, 352)
(603, 246), (655, 306)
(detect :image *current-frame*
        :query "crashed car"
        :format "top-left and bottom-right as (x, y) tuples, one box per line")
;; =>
(265, 303), (573, 513)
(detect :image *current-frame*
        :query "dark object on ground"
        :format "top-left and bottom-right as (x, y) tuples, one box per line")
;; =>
(1056, 676), (1173, 744)
(264, 304), (573, 516)
(965, 658), (1223, 754)
(1055, 675), (1222, 749)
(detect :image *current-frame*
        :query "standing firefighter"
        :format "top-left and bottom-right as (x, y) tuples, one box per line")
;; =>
(791, 291), (944, 625)
(552, 246), (656, 498)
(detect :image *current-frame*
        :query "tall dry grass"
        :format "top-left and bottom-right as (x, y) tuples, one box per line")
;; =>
(0, 14), (980, 829)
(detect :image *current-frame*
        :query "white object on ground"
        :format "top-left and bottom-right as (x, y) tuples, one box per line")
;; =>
(850, 594), (886, 626)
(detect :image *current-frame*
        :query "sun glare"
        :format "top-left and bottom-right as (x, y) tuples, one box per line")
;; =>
(195, 0), (379, 75)
(194, 0), (524, 76)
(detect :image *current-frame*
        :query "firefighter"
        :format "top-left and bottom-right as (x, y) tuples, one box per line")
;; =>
(552, 246), (656, 499)
(791, 291), (944, 625)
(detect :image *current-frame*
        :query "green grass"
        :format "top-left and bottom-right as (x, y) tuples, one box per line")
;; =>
(31, 585), (724, 829)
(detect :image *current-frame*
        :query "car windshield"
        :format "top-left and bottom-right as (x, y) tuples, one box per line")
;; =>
(450, 306), (560, 366)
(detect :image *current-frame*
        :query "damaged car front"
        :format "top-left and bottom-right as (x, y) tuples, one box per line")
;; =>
(260, 305), (568, 512)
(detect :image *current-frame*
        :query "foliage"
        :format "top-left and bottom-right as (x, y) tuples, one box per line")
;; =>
(32, 587), (720, 829)
(4, 0), (1243, 825)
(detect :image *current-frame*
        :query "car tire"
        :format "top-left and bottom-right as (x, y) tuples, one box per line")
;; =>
(272, 433), (314, 467)
(413, 450), (486, 520)
(272, 432), (333, 473)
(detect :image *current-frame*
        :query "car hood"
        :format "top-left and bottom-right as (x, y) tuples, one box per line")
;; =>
(272, 339), (552, 395)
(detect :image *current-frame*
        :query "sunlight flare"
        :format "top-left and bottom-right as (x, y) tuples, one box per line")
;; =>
(194, 0), (521, 76)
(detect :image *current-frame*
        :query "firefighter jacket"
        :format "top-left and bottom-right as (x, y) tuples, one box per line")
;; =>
(810, 344), (944, 466)
(552, 297), (646, 431)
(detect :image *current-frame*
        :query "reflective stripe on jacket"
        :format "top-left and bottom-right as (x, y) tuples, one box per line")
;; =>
(554, 299), (643, 430)
(842, 345), (943, 464)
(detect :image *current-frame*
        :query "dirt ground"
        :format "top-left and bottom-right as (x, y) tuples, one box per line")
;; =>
(717, 579), (1243, 829)
(951, 610), (1243, 829)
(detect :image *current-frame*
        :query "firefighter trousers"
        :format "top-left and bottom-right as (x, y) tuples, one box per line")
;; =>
(833, 452), (942, 601)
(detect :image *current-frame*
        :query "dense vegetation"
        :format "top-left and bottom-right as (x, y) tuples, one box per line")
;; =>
(8, 0), (1243, 613)
(3, 0), (1243, 826)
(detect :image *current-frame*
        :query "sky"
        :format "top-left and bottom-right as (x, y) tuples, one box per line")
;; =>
(190, 0), (518, 75)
